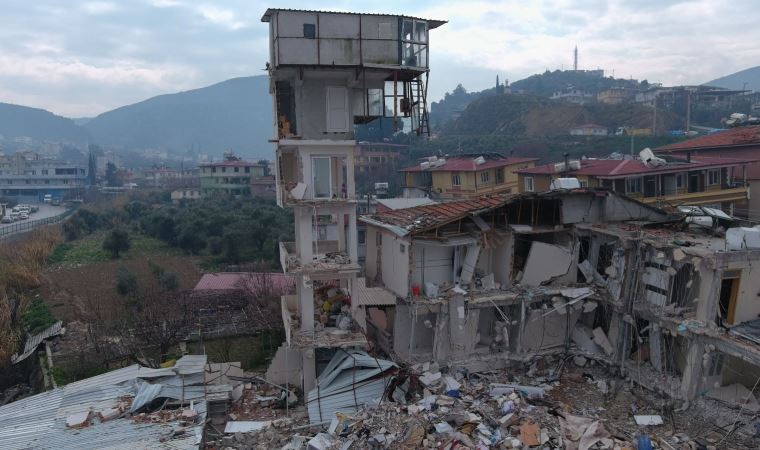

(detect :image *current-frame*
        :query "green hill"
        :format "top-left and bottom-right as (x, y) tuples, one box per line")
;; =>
(0, 103), (89, 143)
(84, 76), (273, 159)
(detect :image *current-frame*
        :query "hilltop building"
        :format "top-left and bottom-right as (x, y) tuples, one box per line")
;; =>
(401, 154), (537, 199)
(199, 157), (266, 197)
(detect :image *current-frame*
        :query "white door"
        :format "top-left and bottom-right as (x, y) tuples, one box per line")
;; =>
(312, 156), (332, 198)
(326, 86), (349, 132)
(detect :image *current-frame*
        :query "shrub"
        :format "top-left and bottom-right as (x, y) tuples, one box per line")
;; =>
(207, 236), (223, 255)
(159, 272), (179, 291)
(21, 296), (56, 334)
(115, 266), (138, 296)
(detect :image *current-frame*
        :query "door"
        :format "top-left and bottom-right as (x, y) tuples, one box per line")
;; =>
(718, 272), (741, 326)
(326, 86), (349, 132)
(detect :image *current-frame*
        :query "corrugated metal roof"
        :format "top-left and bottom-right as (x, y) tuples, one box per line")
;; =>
(261, 8), (447, 29)
(11, 321), (63, 364)
(306, 350), (396, 424)
(357, 278), (397, 306)
(0, 357), (211, 450)
(376, 197), (436, 210)
(362, 196), (508, 232)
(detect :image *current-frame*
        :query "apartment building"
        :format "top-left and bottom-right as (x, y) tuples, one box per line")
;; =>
(262, 8), (445, 394)
(199, 159), (266, 197)
(402, 154), (537, 199)
(515, 153), (751, 215)
(359, 189), (760, 403)
(0, 151), (87, 201)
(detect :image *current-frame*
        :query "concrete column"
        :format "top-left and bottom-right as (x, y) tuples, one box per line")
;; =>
(650, 326), (663, 372)
(349, 275), (359, 318)
(346, 147), (356, 199)
(295, 206), (314, 264)
(348, 208), (358, 264)
(297, 276), (314, 332)
(695, 263), (722, 328)
(680, 339), (705, 399)
(336, 212), (346, 252)
(301, 348), (317, 393)
(449, 296), (467, 358)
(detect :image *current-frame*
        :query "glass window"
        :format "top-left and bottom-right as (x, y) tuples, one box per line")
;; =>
(480, 171), (491, 184)
(676, 173), (685, 189)
(312, 156), (331, 198)
(358, 229), (366, 244)
(451, 173), (461, 186)
(303, 23), (316, 39)
(496, 168), (504, 184)
(524, 177), (534, 192)
(708, 170), (720, 185)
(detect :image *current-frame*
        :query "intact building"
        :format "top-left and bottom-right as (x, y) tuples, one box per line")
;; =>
(199, 159), (266, 197)
(0, 152), (87, 201)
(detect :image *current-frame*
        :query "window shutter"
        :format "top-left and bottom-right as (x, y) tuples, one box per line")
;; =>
(326, 86), (349, 132)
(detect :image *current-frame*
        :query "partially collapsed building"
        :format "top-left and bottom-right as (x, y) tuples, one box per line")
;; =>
(359, 188), (760, 403)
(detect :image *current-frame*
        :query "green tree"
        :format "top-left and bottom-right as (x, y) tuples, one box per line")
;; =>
(103, 228), (131, 258)
(105, 162), (121, 187)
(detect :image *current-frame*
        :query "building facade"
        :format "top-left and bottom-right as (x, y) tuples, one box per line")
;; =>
(515, 154), (751, 215)
(263, 8), (445, 393)
(570, 123), (608, 136)
(199, 159), (266, 197)
(0, 152), (87, 201)
(402, 155), (537, 199)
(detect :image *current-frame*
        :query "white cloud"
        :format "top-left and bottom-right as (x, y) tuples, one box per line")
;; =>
(81, 1), (120, 15)
(197, 5), (246, 30)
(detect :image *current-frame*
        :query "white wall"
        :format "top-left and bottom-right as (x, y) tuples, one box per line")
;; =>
(365, 226), (378, 280)
(380, 231), (410, 298)
(727, 260), (760, 325)
(411, 243), (454, 288)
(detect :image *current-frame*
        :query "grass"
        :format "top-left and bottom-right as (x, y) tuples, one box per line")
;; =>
(21, 296), (56, 334)
(49, 231), (181, 266)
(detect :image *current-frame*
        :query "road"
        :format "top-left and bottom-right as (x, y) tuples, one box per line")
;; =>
(0, 203), (70, 235)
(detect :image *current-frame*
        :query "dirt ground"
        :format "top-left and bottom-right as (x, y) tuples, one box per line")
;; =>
(40, 253), (203, 323)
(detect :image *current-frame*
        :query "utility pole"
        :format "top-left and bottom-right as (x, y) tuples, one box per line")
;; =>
(652, 103), (657, 136)
(686, 90), (691, 133)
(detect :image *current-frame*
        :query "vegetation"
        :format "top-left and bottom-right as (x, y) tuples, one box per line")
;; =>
(115, 266), (138, 296)
(102, 228), (131, 258)
(20, 296), (56, 334)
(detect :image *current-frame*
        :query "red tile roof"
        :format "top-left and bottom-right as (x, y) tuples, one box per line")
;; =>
(400, 156), (538, 173)
(194, 272), (295, 293)
(365, 196), (507, 230)
(572, 123), (607, 129)
(658, 126), (760, 151)
(516, 155), (753, 179)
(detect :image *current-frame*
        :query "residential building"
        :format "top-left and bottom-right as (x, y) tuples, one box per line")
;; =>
(657, 125), (760, 218)
(550, 87), (595, 104)
(262, 8), (445, 394)
(250, 175), (276, 198)
(95, 152), (123, 177)
(401, 154), (537, 199)
(359, 188), (760, 403)
(597, 87), (634, 104)
(199, 158), (266, 197)
(0, 151), (87, 201)
(355, 142), (403, 173)
(570, 123), (608, 136)
(515, 153), (751, 215)
(142, 167), (179, 187)
(170, 188), (202, 203)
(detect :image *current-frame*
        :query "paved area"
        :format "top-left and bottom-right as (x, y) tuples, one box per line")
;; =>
(0, 203), (70, 235)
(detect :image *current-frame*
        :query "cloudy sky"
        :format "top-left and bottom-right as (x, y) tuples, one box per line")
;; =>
(1, 0), (758, 118)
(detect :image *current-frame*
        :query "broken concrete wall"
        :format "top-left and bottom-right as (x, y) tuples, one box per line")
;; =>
(380, 232), (410, 298)
(603, 194), (667, 222)
(411, 242), (455, 289)
(491, 232), (514, 285)
(520, 242), (574, 287)
(521, 306), (582, 352)
(266, 345), (303, 387)
(393, 303), (435, 361)
(560, 195), (603, 224)
(725, 260), (760, 325)
(720, 354), (760, 388)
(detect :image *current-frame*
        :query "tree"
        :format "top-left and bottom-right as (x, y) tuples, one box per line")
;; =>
(115, 266), (138, 296)
(103, 229), (130, 258)
(105, 162), (121, 187)
(87, 151), (97, 186)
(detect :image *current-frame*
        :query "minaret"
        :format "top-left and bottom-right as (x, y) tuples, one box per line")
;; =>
(573, 45), (578, 71)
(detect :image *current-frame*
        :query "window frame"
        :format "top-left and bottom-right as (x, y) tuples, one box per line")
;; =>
(480, 171), (491, 184)
(626, 177), (643, 194)
(451, 172), (461, 187)
(495, 168), (505, 184)
(707, 169), (720, 186)
(676, 173), (685, 189)
(524, 176), (534, 192)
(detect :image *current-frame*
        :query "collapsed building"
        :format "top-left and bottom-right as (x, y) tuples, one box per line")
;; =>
(358, 188), (760, 404)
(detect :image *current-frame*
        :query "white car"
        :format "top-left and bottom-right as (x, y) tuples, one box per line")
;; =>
(1, 216), (12, 224)
(19, 213), (29, 220)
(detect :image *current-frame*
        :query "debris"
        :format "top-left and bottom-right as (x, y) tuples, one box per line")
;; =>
(307, 432), (336, 450)
(419, 371), (442, 386)
(519, 421), (540, 446)
(706, 383), (760, 412)
(224, 421), (272, 433)
(634, 415), (664, 426)
(66, 411), (91, 428)
(592, 327), (614, 355)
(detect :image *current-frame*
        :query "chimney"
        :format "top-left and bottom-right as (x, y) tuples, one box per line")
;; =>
(686, 151), (692, 163)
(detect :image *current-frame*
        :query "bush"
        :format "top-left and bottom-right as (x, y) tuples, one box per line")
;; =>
(21, 296), (56, 334)
(207, 236), (223, 255)
(115, 266), (138, 296)
(103, 229), (130, 258)
(158, 272), (179, 291)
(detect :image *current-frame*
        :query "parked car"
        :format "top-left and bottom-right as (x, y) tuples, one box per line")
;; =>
(1, 216), (12, 224)
(43, 194), (52, 204)
(19, 213), (29, 220)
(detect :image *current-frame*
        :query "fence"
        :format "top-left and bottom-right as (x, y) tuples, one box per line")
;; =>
(0, 209), (75, 240)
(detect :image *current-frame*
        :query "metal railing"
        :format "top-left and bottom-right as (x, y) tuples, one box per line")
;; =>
(0, 209), (75, 240)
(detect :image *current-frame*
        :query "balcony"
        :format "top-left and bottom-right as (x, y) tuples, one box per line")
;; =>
(279, 241), (360, 275)
(638, 186), (749, 207)
(280, 295), (368, 350)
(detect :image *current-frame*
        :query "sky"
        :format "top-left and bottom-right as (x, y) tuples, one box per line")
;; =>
(1, 0), (759, 118)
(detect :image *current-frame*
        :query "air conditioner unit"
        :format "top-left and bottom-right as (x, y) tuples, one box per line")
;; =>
(474, 156), (486, 165)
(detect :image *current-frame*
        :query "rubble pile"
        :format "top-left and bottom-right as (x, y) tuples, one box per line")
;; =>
(206, 358), (760, 450)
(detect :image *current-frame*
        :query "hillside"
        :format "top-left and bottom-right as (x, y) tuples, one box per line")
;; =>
(705, 65), (760, 91)
(444, 93), (681, 136)
(0, 103), (89, 143)
(84, 76), (273, 159)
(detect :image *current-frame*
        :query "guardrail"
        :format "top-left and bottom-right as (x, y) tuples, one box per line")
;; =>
(0, 209), (76, 240)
